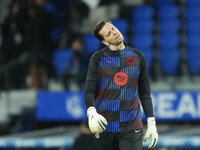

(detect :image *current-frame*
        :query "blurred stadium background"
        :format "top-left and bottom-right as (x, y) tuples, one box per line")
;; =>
(0, 0), (200, 150)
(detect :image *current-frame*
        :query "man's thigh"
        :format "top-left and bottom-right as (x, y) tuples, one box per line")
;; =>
(94, 133), (118, 150)
(118, 129), (143, 150)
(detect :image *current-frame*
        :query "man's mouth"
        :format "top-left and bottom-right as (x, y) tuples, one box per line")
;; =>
(116, 34), (120, 39)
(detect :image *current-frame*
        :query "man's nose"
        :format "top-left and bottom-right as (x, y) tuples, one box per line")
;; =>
(113, 31), (117, 36)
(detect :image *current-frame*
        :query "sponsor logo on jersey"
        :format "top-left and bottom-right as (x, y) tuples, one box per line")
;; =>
(114, 72), (128, 86)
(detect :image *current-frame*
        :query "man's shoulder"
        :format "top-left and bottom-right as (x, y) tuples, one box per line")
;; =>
(92, 47), (109, 58)
(127, 46), (142, 53)
(127, 46), (145, 57)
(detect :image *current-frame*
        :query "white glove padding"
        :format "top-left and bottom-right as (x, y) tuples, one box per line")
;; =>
(143, 117), (158, 149)
(87, 107), (108, 133)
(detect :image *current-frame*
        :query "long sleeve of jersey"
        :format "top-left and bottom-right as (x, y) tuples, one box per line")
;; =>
(84, 53), (99, 109)
(84, 46), (154, 132)
(138, 52), (154, 118)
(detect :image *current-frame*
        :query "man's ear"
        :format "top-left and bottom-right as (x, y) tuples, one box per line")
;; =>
(102, 40), (109, 46)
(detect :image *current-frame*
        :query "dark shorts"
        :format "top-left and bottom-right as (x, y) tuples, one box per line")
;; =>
(94, 129), (143, 150)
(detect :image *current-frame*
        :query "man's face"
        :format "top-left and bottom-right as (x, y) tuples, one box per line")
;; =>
(99, 22), (124, 46)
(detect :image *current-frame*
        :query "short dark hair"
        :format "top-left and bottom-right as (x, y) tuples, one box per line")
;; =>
(93, 20), (113, 41)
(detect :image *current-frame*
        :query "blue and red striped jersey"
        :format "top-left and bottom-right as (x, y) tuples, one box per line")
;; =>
(84, 46), (154, 132)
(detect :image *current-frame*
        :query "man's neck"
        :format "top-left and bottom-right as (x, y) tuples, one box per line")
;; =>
(109, 42), (126, 51)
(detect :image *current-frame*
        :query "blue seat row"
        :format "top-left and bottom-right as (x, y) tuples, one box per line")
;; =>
(52, 4), (200, 77)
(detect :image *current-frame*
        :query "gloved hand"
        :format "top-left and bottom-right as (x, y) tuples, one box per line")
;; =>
(87, 107), (107, 133)
(143, 117), (158, 149)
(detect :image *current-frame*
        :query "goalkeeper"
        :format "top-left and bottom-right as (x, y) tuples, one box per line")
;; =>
(84, 20), (158, 150)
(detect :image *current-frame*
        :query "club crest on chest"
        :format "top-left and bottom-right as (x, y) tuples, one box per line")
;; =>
(127, 57), (134, 64)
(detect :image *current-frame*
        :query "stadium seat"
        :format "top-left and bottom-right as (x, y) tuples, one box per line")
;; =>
(51, 27), (62, 41)
(112, 19), (129, 34)
(160, 49), (181, 75)
(123, 34), (129, 45)
(155, 0), (173, 6)
(187, 50), (200, 74)
(187, 35), (200, 49)
(141, 49), (155, 74)
(159, 5), (180, 21)
(52, 49), (73, 76)
(186, 20), (200, 35)
(160, 20), (180, 34)
(44, 2), (59, 15)
(186, 6), (200, 20)
(185, 0), (200, 6)
(133, 20), (155, 35)
(83, 34), (102, 54)
(160, 34), (180, 50)
(132, 35), (154, 50)
(132, 5), (154, 21)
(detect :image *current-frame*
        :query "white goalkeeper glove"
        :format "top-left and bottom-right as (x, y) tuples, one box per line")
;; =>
(143, 117), (158, 149)
(87, 107), (107, 133)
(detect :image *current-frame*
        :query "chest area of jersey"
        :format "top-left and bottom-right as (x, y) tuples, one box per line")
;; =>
(99, 54), (140, 85)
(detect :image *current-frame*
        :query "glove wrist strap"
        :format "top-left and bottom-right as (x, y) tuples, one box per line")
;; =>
(87, 107), (97, 117)
(147, 117), (156, 126)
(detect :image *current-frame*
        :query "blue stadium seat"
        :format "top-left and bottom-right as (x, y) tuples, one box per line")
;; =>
(132, 5), (154, 21)
(142, 50), (155, 74)
(186, 20), (200, 35)
(132, 35), (154, 50)
(159, 5), (180, 21)
(112, 19), (129, 34)
(187, 50), (200, 74)
(123, 34), (129, 45)
(186, 6), (200, 20)
(52, 49), (73, 76)
(187, 35), (200, 49)
(160, 34), (180, 50)
(155, 0), (173, 6)
(160, 49), (181, 75)
(83, 34), (102, 54)
(160, 20), (180, 34)
(133, 20), (155, 35)
(44, 2), (60, 18)
(185, 0), (200, 6)
(51, 27), (62, 41)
